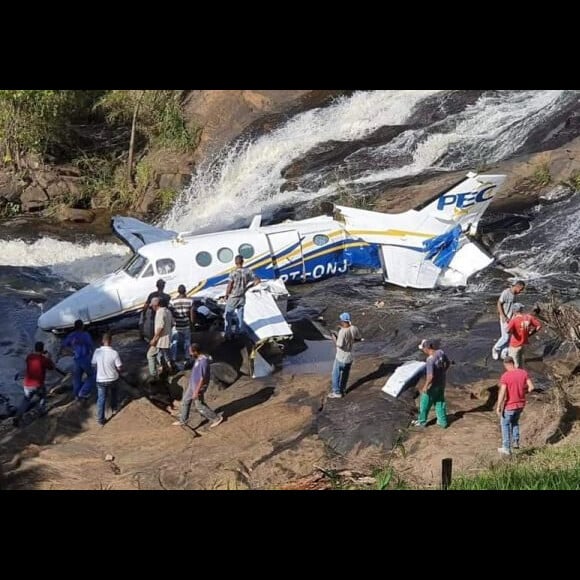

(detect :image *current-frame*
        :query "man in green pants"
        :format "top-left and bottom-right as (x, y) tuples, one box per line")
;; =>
(411, 339), (450, 429)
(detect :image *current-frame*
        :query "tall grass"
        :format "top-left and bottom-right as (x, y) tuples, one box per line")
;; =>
(450, 446), (580, 490)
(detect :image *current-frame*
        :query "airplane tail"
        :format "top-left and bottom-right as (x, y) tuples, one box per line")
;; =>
(414, 172), (507, 235)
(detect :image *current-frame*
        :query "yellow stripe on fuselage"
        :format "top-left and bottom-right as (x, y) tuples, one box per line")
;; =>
(348, 228), (433, 239)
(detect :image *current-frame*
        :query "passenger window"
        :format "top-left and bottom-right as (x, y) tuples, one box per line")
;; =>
(313, 234), (330, 246)
(156, 258), (175, 275)
(196, 251), (212, 267)
(142, 264), (154, 278)
(218, 247), (234, 263)
(238, 243), (255, 259)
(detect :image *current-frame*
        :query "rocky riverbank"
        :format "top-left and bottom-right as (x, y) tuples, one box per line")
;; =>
(0, 91), (347, 222)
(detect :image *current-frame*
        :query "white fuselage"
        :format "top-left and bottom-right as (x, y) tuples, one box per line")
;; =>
(37, 172), (507, 331)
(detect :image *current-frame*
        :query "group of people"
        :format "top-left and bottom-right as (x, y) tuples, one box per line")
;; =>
(326, 279), (544, 456)
(14, 247), (545, 456)
(140, 254), (260, 379)
(13, 254), (261, 430)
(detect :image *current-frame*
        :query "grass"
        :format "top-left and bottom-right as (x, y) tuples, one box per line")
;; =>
(561, 171), (580, 192)
(531, 162), (552, 187)
(449, 445), (580, 490)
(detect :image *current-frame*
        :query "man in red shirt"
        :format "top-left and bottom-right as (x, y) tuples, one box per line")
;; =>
(506, 303), (542, 368)
(14, 341), (58, 427)
(496, 355), (535, 455)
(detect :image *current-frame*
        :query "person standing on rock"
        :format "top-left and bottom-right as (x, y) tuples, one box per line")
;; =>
(92, 333), (123, 427)
(61, 319), (95, 402)
(223, 255), (260, 340)
(496, 355), (535, 455)
(148, 297), (175, 378)
(492, 280), (525, 360)
(140, 279), (171, 342)
(173, 343), (223, 428)
(506, 303), (542, 369)
(411, 339), (450, 428)
(13, 341), (59, 427)
(327, 312), (362, 399)
(170, 284), (193, 366)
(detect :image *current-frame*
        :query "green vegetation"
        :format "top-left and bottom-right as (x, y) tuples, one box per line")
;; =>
(561, 171), (580, 192)
(0, 90), (199, 216)
(450, 445), (580, 490)
(0, 90), (104, 167)
(531, 162), (552, 187)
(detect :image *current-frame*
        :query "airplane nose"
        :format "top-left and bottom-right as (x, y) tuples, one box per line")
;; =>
(36, 279), (122, 331)
(37, 304), (80, 331)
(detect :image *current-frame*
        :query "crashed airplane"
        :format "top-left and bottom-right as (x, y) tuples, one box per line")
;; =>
(38, 172), (506, 341)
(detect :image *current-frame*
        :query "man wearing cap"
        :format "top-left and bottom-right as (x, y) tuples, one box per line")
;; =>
(140, 279), (171, 342)
(492, 280), (525, 361)
(328, 312), (362, 399)
(506, 303), (541, 368)
(412, 339), (450, 428)
(496, 355), (535, 455)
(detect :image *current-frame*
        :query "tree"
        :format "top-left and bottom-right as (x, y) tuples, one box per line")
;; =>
(0, 90), (102, 168)
(97, 90), (194, 185)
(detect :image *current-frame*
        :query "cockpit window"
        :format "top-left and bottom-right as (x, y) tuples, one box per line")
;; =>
(124, 254), (148, 278)
(142, 264), (154, 278)
(156, 258), (175, 275)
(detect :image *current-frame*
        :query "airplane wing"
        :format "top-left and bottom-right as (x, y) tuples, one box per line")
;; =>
(111, 216), (177, 251)
(381, 239), (494, 288)
(194, 278), (293, 343)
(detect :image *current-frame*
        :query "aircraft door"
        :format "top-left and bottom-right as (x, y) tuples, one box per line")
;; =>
(266, 231), (304, 282)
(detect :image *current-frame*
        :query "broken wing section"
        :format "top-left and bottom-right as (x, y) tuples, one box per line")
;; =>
(240, 279), (293, 343)
(112, 216), (177, 252)
(381, 238), (494, 289)
(380, 246), (441, 289)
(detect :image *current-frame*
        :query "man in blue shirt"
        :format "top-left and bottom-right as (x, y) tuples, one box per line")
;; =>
(61, 319), (95, 401)
(173, 343), (223, 428)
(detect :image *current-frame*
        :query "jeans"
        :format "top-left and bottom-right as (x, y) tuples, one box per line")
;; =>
(16, 386), (47, 419)
(224, 303), (245, 338)
(493, 319), (510, 357)
(501, 408), (522, 450)
(96, 380), (119, 425)
(147, 347), (171, 377)
(170, 328), (192, 361)
(508, 345), (524, 368)
(73, 357), (96, 399)
(331, 360), (352, 395)
(180, 384), (219, 424)
(417, 386), (448, 427)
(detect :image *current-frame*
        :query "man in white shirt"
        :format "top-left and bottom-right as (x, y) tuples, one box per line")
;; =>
(91, 333), (123, 426)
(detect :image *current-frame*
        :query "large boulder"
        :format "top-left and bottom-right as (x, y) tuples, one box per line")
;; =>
(57, 206), (96, 223)
(0, 172), (24, 202)
(158, 173), (190, 191)
(20, 185), (48, 212)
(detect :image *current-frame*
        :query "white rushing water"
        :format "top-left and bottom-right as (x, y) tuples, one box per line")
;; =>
(0, 90), (576, 285)
(0, 238), (129, 283)
(165, 89), (574, 233)
(352, 90), (567, 184)
(163, 90), (444, 232)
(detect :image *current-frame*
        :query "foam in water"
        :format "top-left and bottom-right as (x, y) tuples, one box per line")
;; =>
(165, 90), (577, 234)
(0, 238), (129, 283)
(352, 90), (567, 184)
(163, 90), (443, 232)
